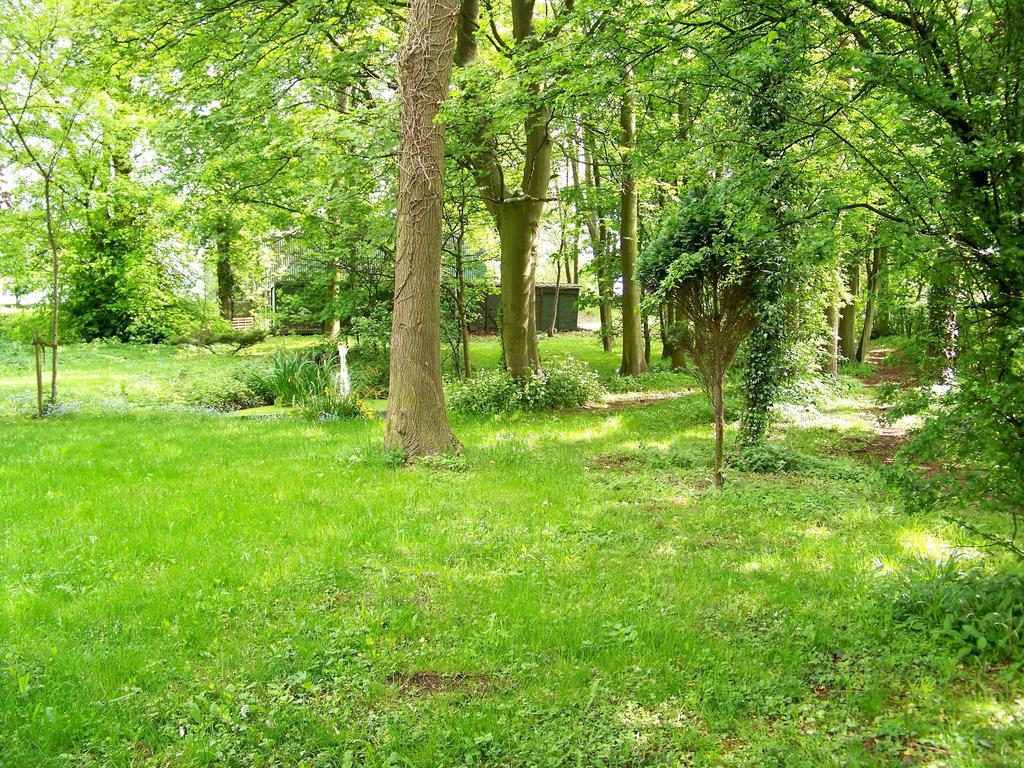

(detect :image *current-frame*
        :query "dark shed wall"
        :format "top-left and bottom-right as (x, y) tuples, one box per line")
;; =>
(468, 285), (580, 333)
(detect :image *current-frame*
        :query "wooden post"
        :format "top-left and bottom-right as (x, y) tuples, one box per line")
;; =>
(33, 329), (44, 419)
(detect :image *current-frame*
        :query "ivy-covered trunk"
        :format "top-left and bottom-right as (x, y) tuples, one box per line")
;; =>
(857, 246), (883, 363)
(824, 304), (840, 377)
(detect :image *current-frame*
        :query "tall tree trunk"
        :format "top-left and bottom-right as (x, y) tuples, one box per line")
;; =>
(385, 0), (460, 457)
(493, 204), (541, 377)
(642, 303), (652, 366)
(455, 209), (472, 378)
(214, 218), (234, 321)
(548, 260), (561, 337)
(572, 121), (613, 351)
(668, 299), (688, 369)
(713, 370), (725, 487)
(712, 287), (725, 488)
(582, 130), (614, 353)
(325, 86), (352, 339)
(825, 304), (840, 377)
(874, 247), (889, 337)
(927, 266), (959, 380)
(839, 259), (860, 361)
(455, 0), (553, 377)
(526, 245), (540, 370)
(857, 246), (883, 363)
(618, 79), (648, 376)
(660, 301), (673, 358)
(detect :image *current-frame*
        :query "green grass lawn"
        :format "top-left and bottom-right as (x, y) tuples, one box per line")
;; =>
(0, 335), (1020, 766)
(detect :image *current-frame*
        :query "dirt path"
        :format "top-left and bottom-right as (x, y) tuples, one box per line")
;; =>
(858, 346), (912, 462)
(863, 346), (912, 387)
(582, 390), (691, 411)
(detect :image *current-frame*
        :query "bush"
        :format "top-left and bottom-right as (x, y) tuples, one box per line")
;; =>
(181, 370), (272, 412)
(234, 363), (277, 404)
(349, 346), (390, 399)
(0, 308), (50, 344)
(171, 323), (267, 351)
(264, 350), (324, 406)
(262, 346), (371, 421)
(447, 359), (600, 415)
(894, 558), (1024, 661)
(730, 442), (794, 474)
(888, 358), (1024, 556)
(298, 392), (370, 422)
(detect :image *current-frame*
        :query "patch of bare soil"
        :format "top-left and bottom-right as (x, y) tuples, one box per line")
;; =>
(582, 390), (687, 411)
(390, 671), (493, 695)
(594, 454), (640, 470)
(863, 347), (912, 386)
(858, 347), (915, 464)
(855, 430), (909, 464)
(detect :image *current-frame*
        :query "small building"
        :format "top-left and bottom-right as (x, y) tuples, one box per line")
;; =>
(469, 284), (580, 333)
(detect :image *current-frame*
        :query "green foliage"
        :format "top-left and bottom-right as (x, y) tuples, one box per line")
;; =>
(171, 323), (268, 351)
(348, 346), (390, 399)
(262, 350), (323, 407)
(730, 441), (863, 482)
(181, 369), (272, 412)
(894, 558), (1024, 661)
(637, 182), (743, 294)
(298, 392), (369, 422)
(233, 363), (276, 405)
(261, 348), (370, 422)
(891, 370), (1024, 557)
(0, 309), (49, 344)
(447, 359), (600, 415)
(64, 193), (192, 343)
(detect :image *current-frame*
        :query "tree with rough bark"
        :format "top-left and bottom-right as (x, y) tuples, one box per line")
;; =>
(839, 259), (860, 361)
(617, 76), (648, 376)
(450, 0), (574, 377)
(384, 0), (461, 458)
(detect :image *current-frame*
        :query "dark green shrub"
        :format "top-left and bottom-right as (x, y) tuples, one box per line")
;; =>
(447, 359), (600, 415)
(264, 350), (323, 406)
(894, 558), (1024, 661)
(234, 364), (276, 404)
(263, 346), (371, 421)
(730, 442), (792, 474)
(730, 442), (863, 481)
(298, 392), (370, 421)
(348, 346), (389, 398)
(171, 324), (267, 351)
(181, 371), (271, 411)
(446, 369), (518, 415)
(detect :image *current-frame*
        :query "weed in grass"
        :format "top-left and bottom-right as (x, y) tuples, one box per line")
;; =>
(893, 556), (1024, 661)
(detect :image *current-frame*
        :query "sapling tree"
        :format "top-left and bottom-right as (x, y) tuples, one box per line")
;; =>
(639, 186), (757, 487)
(0, 1), (90, 405)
